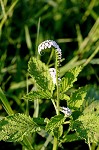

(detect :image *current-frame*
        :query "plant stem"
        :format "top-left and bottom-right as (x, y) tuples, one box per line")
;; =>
(51, 99), (57, 113)
(91, 143), (97, 150)
(88, 137), (91, 150)
(33, 99), (39, 117)
(52, 50), (60, 150)
(53, 136), (58, 150)
(47, 48), (54, 65)
(55, 51), (60, 115)
(26, 75), (29, 116)
(41, 134), (53, 150)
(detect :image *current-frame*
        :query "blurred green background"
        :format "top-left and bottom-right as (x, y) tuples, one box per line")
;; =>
(0, 0), (99, 149)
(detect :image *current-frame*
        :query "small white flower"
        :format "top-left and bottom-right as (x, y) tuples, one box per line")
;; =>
(38, 40), (62, 60)
(49, 68), (56, 84)
(49, 68), (61, 84)
(60, 107), (72, 116)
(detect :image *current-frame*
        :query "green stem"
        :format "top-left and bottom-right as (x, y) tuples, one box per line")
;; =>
(51, 99), (57, 113)
(47, 49), (54, 65)
(41, 134), (53, 150)
(26, 75), (29, 116)
(55, 52), (60, 115)
(53, 136), (58, 150)
(91, 143), (97, 150)
(88, 137), (91, 150)
(52, 50), (60, 150)
(33, 99), (39, 117)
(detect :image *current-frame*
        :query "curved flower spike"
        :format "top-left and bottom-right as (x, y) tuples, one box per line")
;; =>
(60, 106), (72, 116)
(38, 40), (62, 60)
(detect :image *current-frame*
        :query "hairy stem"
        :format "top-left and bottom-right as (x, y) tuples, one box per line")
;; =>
(55, 52), (60, 115)
(52, 50), (60, 150)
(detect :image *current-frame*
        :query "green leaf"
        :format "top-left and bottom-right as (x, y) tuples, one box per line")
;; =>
(0, 113), (42, 142)
(71, 100), (99, 144)
(45, 115), (65, 135)
(28, 57), (55, 93)
(60, 66), (82, 94)
(79, 85), (99, 112)
(23, 90), (52, 101)
(33, 117), (45, 126)
(59, 93), (70, 101)
(0, 88), (13, 115)
(86, 85), (99, 101)
(68, 87), (87, 110)
(61, 132), (82, 143)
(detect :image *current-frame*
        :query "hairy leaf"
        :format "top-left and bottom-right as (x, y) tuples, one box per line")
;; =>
(68, 87), (87, 110)
(71, 100), (99, 144)
(45, 115), (65, 135)
(28, 57), (55, 93)
(23, 90), (52, 101)
(0, 113), (43, 142)
(60, 66), (82, 94)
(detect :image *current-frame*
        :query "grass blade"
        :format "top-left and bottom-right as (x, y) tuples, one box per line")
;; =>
(0, 88), (13, 115)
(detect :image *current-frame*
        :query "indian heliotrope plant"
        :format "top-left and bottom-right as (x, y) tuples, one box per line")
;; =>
(0, 40), (99, 150)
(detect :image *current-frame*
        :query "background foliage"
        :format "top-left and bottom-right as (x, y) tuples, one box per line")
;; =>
(0, 0), (99, 149)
